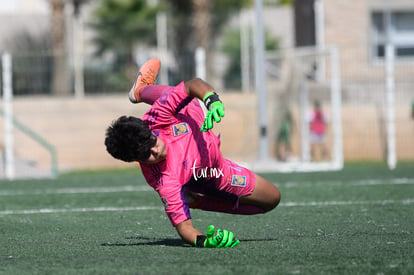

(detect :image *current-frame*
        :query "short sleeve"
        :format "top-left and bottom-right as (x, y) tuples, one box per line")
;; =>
(156, 179), (191, 227)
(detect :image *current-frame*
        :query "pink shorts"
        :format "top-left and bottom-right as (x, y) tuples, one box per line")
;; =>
(218, 159), (256, 197)
(185, 159), (256, 201)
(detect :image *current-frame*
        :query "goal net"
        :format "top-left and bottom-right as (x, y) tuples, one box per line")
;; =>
(250, 46), (343, 173)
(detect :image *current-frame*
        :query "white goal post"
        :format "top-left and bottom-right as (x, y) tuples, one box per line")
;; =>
(249, 46), (343, 173)
(2, 52), (15, 179)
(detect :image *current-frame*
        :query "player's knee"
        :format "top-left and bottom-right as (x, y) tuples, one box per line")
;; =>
(254, 176), (281, 213)
(260, 186), (281, 213)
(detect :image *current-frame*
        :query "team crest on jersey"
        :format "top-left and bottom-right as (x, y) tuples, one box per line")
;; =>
(173, 122), (189, 136)
(231, 175), (247, 187)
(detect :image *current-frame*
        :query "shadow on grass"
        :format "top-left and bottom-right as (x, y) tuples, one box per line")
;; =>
(101, 236), (187, 247)
(101, 236), (278, 247)
(240, 238), (279, 242)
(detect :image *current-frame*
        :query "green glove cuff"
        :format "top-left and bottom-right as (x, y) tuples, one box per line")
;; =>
(203, 92), (220, 110)
(194, 235), (207, 248)
(200, 92), (225, 132)
(202, 91), (216, 102)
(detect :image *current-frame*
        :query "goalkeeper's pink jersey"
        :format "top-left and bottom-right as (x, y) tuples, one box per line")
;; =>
(140, 82), (228, 226)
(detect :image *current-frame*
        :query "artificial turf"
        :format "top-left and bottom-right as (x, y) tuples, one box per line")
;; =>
(0, 162), (413, 274)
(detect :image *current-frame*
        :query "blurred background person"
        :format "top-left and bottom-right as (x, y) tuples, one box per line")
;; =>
(275, 109), (294, 161)
(309, 100), (329, 161)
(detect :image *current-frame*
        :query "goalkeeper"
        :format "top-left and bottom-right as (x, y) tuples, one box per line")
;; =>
(105, 58), (281, 248)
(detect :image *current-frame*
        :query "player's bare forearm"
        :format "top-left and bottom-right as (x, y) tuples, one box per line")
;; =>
(175, 219), (203, 246)
(184, 78), (217, 100)
(185, 78), (225, 131)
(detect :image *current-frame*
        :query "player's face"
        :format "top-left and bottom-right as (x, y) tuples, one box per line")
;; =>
(141, 136), (167, 164)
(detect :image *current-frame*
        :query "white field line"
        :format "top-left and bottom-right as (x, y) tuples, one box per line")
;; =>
(0, 178), (413, 197)
(281, 198), (414, 207)
(0, 206), (161, 215)
(279, 178), (414, 188)
(0, 185), (152, 196)
(0, 178), (413, 216)
(1, 199), (413, 216)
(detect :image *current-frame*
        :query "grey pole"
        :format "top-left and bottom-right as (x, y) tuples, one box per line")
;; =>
(254, 0), (269, 160)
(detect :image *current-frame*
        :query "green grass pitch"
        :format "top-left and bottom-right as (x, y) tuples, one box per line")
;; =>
(1, 162), (413, 274)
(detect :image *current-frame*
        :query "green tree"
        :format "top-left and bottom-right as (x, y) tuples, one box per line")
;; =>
(167, 0), (250, 80)
(90, 0), (251, 83)
(90, 0), (160, 58)
(222, 28), (279, 90)
(89, 0), (160, 89)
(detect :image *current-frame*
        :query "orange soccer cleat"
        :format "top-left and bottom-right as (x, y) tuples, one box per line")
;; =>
(128, 58), (161, 103)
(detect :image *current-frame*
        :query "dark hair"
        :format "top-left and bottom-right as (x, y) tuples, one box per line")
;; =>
(105, 116), (156, 162)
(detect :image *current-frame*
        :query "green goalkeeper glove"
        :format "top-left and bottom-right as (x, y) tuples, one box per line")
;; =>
(195, 225), (240, 248)
(201, 92), (225, 132)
